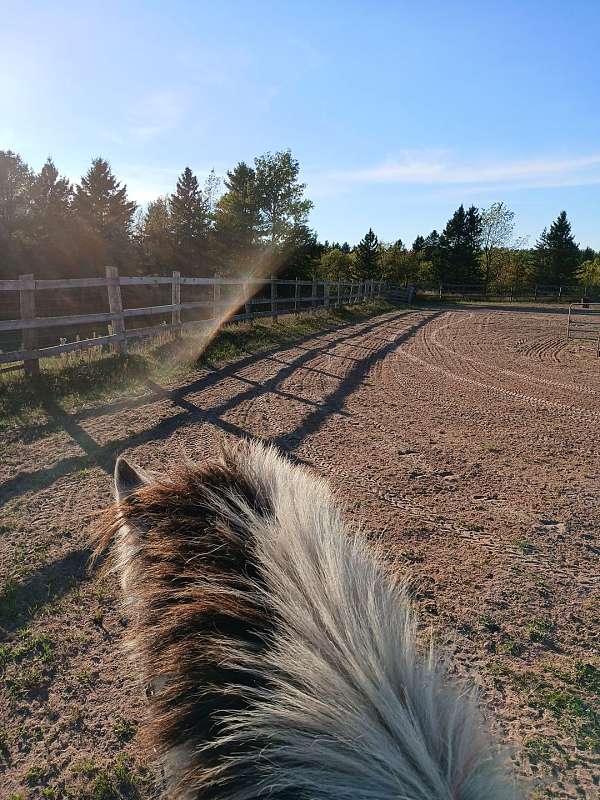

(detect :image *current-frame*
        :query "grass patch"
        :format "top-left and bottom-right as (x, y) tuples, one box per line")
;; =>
(0, 300), (395, 435)
(0, 630), (56, 698)
(25, 765), (49, 785)
(513, 538), (535, 554)
(488, 663), (599, 752)
(526, 618), (555, 647)
(112, 717), (137, 742)
(533, 687), (599, 751)
(497, 637), (525, 657)
(70, 757), (151, 800)
(479, 614), (501, 634)
(525, 735), (555, 764)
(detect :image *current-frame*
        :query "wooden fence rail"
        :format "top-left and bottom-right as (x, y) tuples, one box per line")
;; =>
(0, 269), (384, 372)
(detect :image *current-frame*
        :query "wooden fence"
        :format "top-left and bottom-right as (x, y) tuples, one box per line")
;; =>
(415, 282), (599, 303)
(0, 269), (384, 376)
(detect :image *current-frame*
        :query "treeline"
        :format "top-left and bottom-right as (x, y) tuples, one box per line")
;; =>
(1, 149), (598, 288)
(0, 149), (315, 280)
(331, 204), (599, 291)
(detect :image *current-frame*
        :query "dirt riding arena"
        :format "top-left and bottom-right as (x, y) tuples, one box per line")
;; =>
(1, 304), (599, 799)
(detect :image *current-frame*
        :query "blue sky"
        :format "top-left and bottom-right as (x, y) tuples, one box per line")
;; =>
(2, 0), (599, 247)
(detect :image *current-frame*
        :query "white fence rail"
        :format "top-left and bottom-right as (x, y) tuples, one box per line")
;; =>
(0, 269), (384, 375)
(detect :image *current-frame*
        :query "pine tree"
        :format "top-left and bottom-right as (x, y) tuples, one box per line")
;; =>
(412, 235), (425, 253)
(535, 211), (579, 285)
(29, 158), (74, 275)
(138, 196), (174, 274)
(354, 228), (380, 279)
(439, 205), (482, 284)
(31, 159), (71, 221)
(213, 162), (260, 274)
(73, 158), (137, 271)
(0, 150), (34, 276)
(170, 167), (210, 273)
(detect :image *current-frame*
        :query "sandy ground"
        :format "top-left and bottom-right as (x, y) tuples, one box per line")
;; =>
(1, 304), (599, 799)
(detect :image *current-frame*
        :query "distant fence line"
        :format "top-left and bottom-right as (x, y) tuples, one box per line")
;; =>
(416, 282), (599, 303)
(0, 270), (385, 376)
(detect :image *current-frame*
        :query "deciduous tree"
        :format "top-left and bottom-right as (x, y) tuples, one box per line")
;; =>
(254, 150), (312, 247)
(480, 202), (515, 291)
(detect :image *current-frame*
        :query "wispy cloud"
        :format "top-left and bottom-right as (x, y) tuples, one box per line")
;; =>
(128, 89), (189, 141)
(324, 150), (600, 189)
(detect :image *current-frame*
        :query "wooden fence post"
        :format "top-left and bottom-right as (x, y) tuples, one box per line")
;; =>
(105, 266), (127, 354)
(271, 276), (278, 322)
(245, 281), (252, 320)
(19, 273), (39, 377)
(324, 281), (330, 310)
(171, 270), (181, 334)
(312, 275), (317, 311)
(337, 278), (342, 307)
(294, 277), (300, 312)
(213, 278), (221, 320)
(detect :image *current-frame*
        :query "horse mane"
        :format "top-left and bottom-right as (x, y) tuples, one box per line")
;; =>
(94, 438), (519, 800)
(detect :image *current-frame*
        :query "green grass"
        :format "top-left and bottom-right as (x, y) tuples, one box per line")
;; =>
(112, 717), (137, 742)
(70, 756), (151, 800)
(513, 537), (535, 554)
(524, 735), (555, 764)
(0, 300), (395, 434)
(488, 662), (600, 753)
(526, 618), (555, 646)
(0, 630), (56, 698)
(479, 614), (501, 634)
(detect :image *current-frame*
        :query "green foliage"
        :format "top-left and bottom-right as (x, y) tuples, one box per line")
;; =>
(73, 158), (137, 270)
(253, 149), (313, 246)
(318, 247), (354, 280)
(480, 202), (515, 289)
(1, 145), (595, 292)
(439, 204), (482, 283)
(137, 196), (173, 274)
(576, 256), (600, 287)
(380, 239), (420, 284)
(525, 618), (555, 646)
(71, 756), (149, 800)
(169, 167), (210, 271)
(535, 210), (580, 284)
(354, 228), (381, 279)
(213, 161), (260, 274)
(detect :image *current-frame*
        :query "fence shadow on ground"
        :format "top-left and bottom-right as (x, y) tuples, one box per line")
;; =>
(1, 308), (441, 634)
(0, 311), (412, 506)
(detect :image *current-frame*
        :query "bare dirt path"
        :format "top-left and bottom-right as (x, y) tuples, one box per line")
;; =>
(1, 305), (599, 799)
